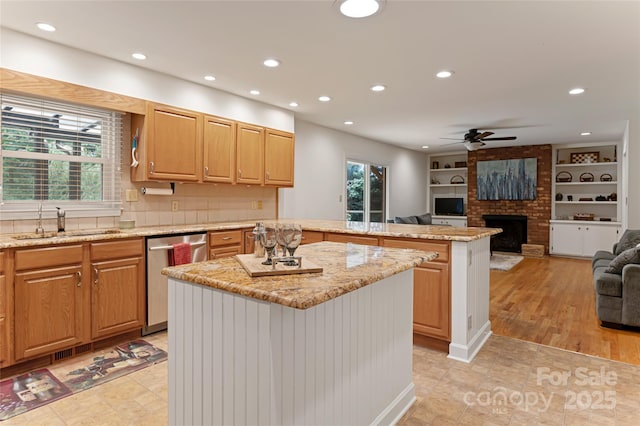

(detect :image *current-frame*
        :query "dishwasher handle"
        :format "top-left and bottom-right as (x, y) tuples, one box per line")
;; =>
(148, 241), (207, 251)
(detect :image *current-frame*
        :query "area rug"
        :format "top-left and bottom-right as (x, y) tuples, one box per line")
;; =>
(0, 339), (167, 421)
(490, 253), (524, 271)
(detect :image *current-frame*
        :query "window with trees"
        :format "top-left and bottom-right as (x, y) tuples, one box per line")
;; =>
(346, 160), (386, 222)
(1, 93), (122, 218)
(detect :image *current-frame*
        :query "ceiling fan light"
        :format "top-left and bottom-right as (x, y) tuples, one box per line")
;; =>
(340, 0), (380, 18)
(464, 141), (484, 151)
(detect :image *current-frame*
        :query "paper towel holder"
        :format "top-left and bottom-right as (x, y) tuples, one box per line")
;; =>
(141, 182), (175, 195)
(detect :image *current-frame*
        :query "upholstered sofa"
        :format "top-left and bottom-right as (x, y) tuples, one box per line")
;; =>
(393, 213), (432, 225)
(592, 229), (640, 327)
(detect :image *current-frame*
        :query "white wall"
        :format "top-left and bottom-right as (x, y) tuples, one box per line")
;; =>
(625, 117), (640, 228)
(279, 120), (428, 221)
(0, 28), (293, 131)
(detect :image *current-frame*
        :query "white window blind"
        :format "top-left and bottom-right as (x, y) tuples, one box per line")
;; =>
(1, 93), (122, 218)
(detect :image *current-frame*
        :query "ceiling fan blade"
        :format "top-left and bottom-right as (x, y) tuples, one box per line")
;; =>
(481, 136), (517, 141)
(475, 131), (494, 139)
(440, 137), (464, 141)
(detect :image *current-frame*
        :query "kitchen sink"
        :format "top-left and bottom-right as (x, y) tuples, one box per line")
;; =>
(12, 229), (122, 240)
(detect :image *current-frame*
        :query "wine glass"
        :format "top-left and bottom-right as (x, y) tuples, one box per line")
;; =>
(275, 223), (288, 257)
(260, 225), (278, 265)
(285, 224), (303, 263)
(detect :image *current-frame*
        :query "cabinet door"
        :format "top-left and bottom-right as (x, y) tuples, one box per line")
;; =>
(148, 104), (202, 181)
(550, 223), (582, 256)
(582, 225), (621, 257)
(203, 116), (236, 183)
(0, 258), (7, 366)
(91, 257), (145, 339)
(264, 129), (294, 187)
(413, 262), (450, 340)
(210, 246), (242, 259)
(325, 232), (379, 246)
(14, 265), (84, 360)
(301, 231), (324, 245)
(236, 123), (264, 185)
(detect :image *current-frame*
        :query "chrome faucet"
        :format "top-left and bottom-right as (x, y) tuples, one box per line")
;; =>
(35, 203), (45, 235)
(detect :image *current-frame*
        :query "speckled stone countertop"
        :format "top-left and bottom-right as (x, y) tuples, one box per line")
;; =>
(0, 218), (499, 249)
(162, 241), (436, 309)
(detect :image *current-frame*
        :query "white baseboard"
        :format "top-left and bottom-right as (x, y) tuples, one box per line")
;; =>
(372, 382), (416, 426)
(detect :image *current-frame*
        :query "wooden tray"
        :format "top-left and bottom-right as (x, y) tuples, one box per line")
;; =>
(235, 254), (323, 277)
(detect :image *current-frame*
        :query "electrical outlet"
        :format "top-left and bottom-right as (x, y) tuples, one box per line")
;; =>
(171, 200), (179, 212)
(467, 315), (473, 330)
(257, 200), (263, 210)
(251, 201), (257, 210)
(125, 189), (138, 202)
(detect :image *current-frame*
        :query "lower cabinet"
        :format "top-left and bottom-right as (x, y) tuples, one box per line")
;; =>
(325, 232), (379, 246)
(432, 216), (467, 227)
(550, 221), (621, 257)
(301, 230), (324, 245)
(14, 245), (84, 361)
(209, 230), (243, 258)
(90, 239), (145, 340)
(0, 251), (10, 366)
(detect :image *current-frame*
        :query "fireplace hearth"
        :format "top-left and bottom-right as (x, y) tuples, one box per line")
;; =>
(483, 214), (528, 253)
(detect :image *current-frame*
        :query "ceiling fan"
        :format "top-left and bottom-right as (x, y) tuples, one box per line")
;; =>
(443, 128), (517, 151)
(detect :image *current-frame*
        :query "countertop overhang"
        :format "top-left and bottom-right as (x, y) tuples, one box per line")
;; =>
(162, 241), (436, 309)
(0, 218), (501, 249)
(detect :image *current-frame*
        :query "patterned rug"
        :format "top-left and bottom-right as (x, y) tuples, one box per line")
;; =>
(490, 253), (524, 271)
(0, 339), (167, 421)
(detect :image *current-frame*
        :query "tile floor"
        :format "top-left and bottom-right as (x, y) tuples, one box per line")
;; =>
(3, 332), (640, 425)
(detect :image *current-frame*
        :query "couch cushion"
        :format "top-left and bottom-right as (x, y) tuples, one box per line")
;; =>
(592, 250), (616, 270)
(614, 229), (640, 255)
(416, 213), (432, 225)
(593, 258), (612, 271)
(394, 216), (419, 224)
(605, 246), (640, 274)
(594, 268), (623, 297)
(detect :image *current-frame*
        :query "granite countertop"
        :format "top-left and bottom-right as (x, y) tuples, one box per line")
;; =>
(162, 241), (436, 309)
(0, 218), (500, 249)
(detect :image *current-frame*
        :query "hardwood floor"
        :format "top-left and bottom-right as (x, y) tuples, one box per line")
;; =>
(490, 254), (640, 365)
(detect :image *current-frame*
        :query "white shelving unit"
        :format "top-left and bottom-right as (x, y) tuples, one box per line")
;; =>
(428, 152), (467, 226)
(550, 142), (623, 257)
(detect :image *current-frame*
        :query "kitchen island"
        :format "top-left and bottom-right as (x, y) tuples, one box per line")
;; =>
(163, 241), (435, 426)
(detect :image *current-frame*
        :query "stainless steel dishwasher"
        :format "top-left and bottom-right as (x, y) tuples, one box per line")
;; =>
(144, 232), (207, 335)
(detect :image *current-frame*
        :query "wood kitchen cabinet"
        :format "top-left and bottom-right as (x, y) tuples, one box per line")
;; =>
(90, 239), (145, 340)
(325, 232), (379, 246)
(381, 238), (451, 347)
(301, 230), (324, 245)
(131, 103), (203, 182)
(209, 230), (243, 259)
(0, 251), (9, 367)
(203, 115), (236, 184)
(13, 245), (85, 361)
(236, 122), (265, 185)
(264, 129), (294, 187)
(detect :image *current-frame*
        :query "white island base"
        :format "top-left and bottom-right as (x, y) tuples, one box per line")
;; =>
(168, 270), (415, 426)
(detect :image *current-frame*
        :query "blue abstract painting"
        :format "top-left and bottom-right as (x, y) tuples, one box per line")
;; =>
(477, 158), (537, 200)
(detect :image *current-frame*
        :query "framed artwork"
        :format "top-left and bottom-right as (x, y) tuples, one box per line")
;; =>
(570, 152), (599, 164)
(477, 158), (537, 200)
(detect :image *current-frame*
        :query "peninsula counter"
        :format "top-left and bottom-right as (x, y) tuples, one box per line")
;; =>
(163, 241), (434, 426)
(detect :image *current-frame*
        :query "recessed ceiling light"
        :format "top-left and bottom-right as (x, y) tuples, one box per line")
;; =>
(263, 58), (280, 68)
(250, 90), (260, 95)
(204, 75), (216, 81)
(344, 121), (354, 125)
(131, 52), (147, 60)
(580, 132), (592, 136)
(421, 145), (429, 149)
(36, 22), (56, 32)
(436, 70), (453, 78)
(340, 0), (380, 18)
(569, 87), (585, 95)
(318, 95), (331, 102)
(289, 102), (299, 107)
(370, 85), (386, 92)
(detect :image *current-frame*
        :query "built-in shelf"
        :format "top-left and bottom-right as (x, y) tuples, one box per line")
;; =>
(430, 167), (467, 173)
(430, 184), (466, 188)
(555, 181), (617, 186)
(428, 152), (468, 221)
(555, 201), (617, 205)
(555, 162), (617, 168)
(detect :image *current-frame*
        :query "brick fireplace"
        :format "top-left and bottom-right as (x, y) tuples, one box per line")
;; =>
(467, 145), (552, 253)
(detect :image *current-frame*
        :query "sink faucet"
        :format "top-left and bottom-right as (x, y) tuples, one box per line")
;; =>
(35, 203), (45, 235)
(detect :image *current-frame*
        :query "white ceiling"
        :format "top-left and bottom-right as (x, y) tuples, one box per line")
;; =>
(1, 0), (639, 152)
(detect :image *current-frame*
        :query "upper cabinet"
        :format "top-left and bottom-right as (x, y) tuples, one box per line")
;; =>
(203, 115), (236, 184)
(265, 129), (295, 187)
(236, 123), (265, 185)
(131, 102), (294, 187)
(131, 103), (203, 182)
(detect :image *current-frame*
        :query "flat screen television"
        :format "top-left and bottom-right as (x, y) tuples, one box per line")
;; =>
(434, 197), (464, 216)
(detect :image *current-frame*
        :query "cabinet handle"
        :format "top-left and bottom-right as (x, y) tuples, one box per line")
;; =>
(150, 162), (155, 174)
(76, 271), (82, 287)
(204, 166), (209, 176)
(578, 227), (581, 230)
(238, 169), (242, 178)
(586, 227), (589, 231)
(266, 171), (270, 181)
(94, 267), (99, 285)
(222, 236), (232, 240)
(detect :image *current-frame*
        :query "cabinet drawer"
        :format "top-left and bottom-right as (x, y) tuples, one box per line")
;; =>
(301, 231), (324, 245)
(381, 238), (449, 263)
(15, 245), (83, 271)
(0, 252), (4, 273)
(325, 233), (379, 246)
(209, 230), (242, 247)
(210, 246), (242, 259)
(91, 238), (143, 261)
